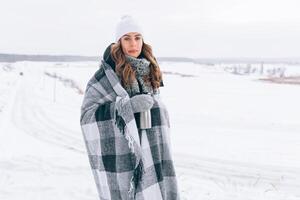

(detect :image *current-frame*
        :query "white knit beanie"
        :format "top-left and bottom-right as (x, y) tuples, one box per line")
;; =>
(115, 15), (144, 43)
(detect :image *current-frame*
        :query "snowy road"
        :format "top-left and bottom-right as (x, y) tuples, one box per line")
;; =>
(0, 64), (97, 199)
(0, 62), (300, 200)
(11, 68), (84, 153)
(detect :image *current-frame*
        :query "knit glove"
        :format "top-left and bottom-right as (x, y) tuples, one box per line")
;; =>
(130, 94), (154, 113)
(116, 94), (154, 115)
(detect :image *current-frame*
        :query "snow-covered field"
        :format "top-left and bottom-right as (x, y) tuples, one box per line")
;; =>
(0, 60), (300, 200)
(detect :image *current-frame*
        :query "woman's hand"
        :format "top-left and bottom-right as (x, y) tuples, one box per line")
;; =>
(130, 94), (154, 113)
(115, 94), (154, 117)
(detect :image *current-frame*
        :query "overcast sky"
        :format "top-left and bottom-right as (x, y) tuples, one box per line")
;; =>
(1, 0), (300, 58)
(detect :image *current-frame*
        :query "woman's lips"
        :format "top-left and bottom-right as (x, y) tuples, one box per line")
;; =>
(128, 50), (137, 53)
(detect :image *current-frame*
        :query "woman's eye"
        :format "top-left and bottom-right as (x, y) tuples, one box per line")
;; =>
(135, 37), (141, 40)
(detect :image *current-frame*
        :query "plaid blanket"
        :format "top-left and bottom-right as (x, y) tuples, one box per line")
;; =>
(80, 60), (180, 200)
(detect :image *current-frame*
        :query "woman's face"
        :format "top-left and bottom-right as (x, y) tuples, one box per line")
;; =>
(120, 32), (143, 58)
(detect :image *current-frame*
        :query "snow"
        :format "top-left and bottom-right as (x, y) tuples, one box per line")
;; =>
(0, 60), (300, 200)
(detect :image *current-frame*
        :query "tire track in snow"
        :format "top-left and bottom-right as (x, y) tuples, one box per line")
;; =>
(10, 67), (85, 154)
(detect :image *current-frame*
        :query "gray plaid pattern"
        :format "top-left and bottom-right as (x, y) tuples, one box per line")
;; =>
(80, 60), (180, 200)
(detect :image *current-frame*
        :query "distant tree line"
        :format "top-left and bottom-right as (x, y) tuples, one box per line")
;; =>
(1, 53), (299, 64)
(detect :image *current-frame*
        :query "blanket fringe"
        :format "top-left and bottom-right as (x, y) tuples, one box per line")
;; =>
(128, 176), (135, 199)
(115, 112), (135, 153)
(115, 111), (126, 135)
(115, 112), (145, 198)
(128, 159), (144, 199)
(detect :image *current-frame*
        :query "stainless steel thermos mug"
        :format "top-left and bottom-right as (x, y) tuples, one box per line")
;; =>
(140, 109), (152, 129)
(139, 93), (152, 129)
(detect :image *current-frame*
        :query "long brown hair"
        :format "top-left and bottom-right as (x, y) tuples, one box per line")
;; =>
(110, 41), (162, 89)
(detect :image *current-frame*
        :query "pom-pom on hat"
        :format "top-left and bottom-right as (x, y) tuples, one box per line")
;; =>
(115, 15), (144, 42)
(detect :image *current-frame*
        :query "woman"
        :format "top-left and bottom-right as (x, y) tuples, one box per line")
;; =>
(80, 15), (180, 200)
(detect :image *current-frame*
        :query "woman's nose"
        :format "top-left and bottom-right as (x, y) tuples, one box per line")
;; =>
(129, 39), (137, 46)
